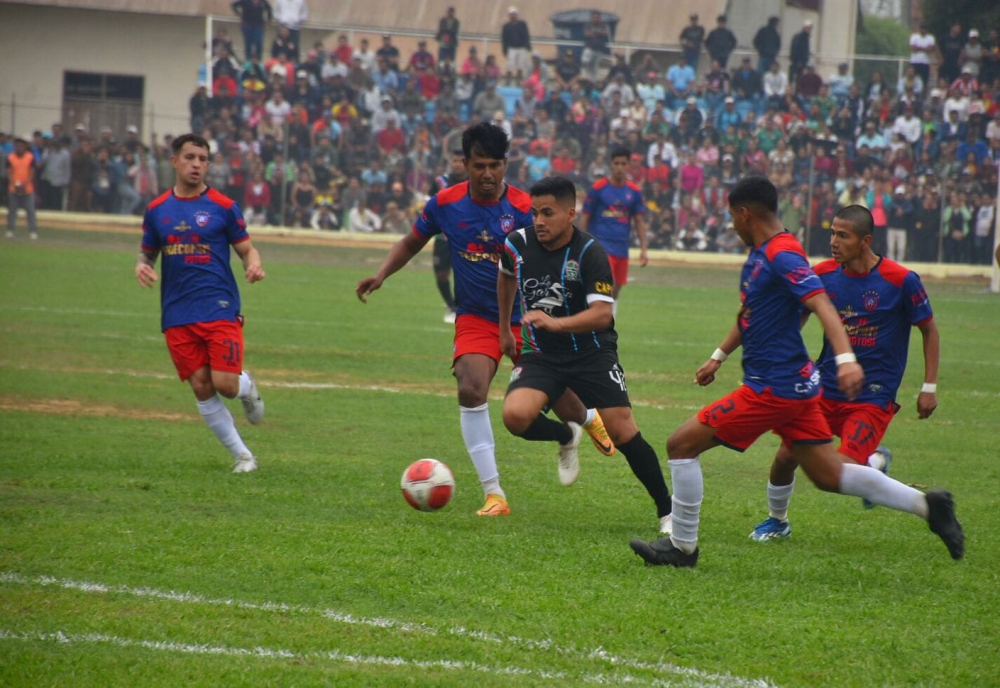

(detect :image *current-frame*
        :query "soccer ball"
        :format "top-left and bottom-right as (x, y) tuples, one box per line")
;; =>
(401, 458), (455, 512)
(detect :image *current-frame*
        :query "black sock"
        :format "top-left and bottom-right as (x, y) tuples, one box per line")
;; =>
(618, 432), (672, 518)
(436, 279), (455, 309)
(519, 414), (573, 444)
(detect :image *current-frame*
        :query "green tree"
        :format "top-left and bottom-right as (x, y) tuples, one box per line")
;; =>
(854, 15), (911, 92)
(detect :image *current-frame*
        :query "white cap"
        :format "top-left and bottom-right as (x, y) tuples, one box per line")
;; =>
(969, 29), (979, 38)
(74, 123), (86, 131)
(895, 185), (906, 195)
(686, 96), (697, 104)
(724, 96), (735, 103)
(509, 5), (518, 13)
(126, 125), (138, 133)
(804, 20), (813, 27)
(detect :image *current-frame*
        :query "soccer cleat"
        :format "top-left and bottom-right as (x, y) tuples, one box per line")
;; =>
(583, 409), (616, 456)
(926, 489), (964, 560)
(629, 537), (699, 567)
(232, 453), (258, 473)
(443, 308), (457, 324)
(557, 422), (583, 486)
(240, 370), (265, 425)
(476, 493), (511, 516)
(862, 446), (893, 509)
(749, 516), (792, 542)
(659, 513), (673, 535)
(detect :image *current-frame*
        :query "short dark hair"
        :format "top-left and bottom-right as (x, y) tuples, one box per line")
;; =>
(529, 176), (577, 206)
(728, 176), (778, 215)
(834, 205), (874, 238)
(462, 121), (509, 160)
(610, 146), (630, 161)
(172, 133), (210, 155)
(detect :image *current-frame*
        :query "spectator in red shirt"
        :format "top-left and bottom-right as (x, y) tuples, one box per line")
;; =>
(376, 117), (406, 156)
(551, 146), (577, 175)
(409, 40), (436, 73)
(333, 34), (353, 65)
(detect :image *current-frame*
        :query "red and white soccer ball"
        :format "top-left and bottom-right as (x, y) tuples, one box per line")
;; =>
(401, 459), (455, 512)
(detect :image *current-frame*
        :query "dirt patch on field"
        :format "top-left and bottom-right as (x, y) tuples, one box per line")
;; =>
(0, 396), (191, 422)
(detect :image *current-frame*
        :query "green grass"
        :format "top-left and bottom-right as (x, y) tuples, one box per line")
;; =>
(1, 228), (999, 687)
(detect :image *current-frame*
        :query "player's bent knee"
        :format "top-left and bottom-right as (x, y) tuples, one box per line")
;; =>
(501, 406), (534, 435)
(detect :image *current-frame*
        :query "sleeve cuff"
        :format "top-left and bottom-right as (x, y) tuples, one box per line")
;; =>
(586, 294), (615, 305)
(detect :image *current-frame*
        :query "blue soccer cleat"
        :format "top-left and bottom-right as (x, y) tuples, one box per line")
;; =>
(749, 516), (791, 542)
(862, 446), (893, 509)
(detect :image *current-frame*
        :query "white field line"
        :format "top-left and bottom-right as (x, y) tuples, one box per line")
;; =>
(0, 572), (775, 688)
(0, 362), (702, 411)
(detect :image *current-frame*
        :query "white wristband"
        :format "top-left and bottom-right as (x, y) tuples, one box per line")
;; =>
(834, 353), (857, 366)
(711, 348), (728, 362)
(921, 383), (937, 394)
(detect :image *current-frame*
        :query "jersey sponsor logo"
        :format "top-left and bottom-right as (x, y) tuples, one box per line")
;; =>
(785, 265), (819, 285)
(174, 220), (192, 232)
(476, 229), (492, 243)
(794, 361), (820, 395)
(594, 280), (612, 294)
(862, 290), (880, 312)
(499, 214), (516, 234)
(194, 211), (211, 228)
(564, 259), (580, 282)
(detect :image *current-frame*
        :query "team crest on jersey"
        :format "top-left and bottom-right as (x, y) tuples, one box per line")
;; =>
(499, 214), (516, 234)
(862, 290), (880, 312)
(564, 259), (580, 282)
(194, 211), (211, 228)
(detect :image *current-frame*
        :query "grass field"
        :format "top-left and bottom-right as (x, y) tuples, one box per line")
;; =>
(1, 227), (999, 687)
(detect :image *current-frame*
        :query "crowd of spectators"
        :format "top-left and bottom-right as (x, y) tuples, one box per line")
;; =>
(4, 4), (999, 264)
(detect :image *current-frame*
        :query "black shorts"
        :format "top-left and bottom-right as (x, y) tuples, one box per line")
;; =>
(506, 350), (631, 409)
(432, 235), (451, 272)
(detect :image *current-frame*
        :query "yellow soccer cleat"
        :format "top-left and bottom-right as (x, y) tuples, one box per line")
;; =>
(476, 493), (511, 516)
(583, 410), (616, 456)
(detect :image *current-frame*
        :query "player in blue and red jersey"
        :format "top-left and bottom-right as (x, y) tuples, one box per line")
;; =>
(136, 133), (266, 474)
(357, 123), (615, 517)
(749, 204), (941, 540)
(629, 177), (963, 568)
(578, 147), (648, 312)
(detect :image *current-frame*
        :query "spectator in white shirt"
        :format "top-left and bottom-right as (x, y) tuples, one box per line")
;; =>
(348, 196), (381, 232)
(892, 103), (923, 144)
(264, 90), (291, 127)
(763, 61), (788, 106)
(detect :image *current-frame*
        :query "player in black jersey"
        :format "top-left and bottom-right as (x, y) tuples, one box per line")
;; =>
(497, 176), (673, 533)
(431, 150), (467, 323)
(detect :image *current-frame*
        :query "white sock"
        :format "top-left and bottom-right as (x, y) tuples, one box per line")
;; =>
(237, 371), (253, 398)
(867, 451), (886, 471)
(768, 479), (795, 521)
(668, 457), (702, 553)
(839, 463), (928, 518)
(197, 394), (250, 459)
(583, 408), (596, 426)
(460, 404), (505, 498)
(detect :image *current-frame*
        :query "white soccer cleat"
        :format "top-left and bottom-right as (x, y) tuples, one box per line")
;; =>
(659, 513), (673, 535)
(557, 422), (583, 486)
(240, 370), (265, 425)
(232, 453), (258, 473)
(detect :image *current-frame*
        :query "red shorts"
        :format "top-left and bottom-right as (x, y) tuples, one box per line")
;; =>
(607, 255), (629, 287)
(453, 314), (520, 364)
(821, 397), (899, 464)
(164, 318), (244, 381)
(698, 385), (832, 452)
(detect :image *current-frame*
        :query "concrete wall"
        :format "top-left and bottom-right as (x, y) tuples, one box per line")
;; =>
(0, 3), (203, 139)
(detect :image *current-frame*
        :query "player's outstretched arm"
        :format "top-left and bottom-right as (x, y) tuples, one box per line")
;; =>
(916, 318), (940, 419)
(135, 248), (159, 288)
(233, 239), (266, 283)
(497, 270), (519, 360)
(695, 322), (741, 386)
(803, 291), (864, 400)
(356, 231), (430, 303)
